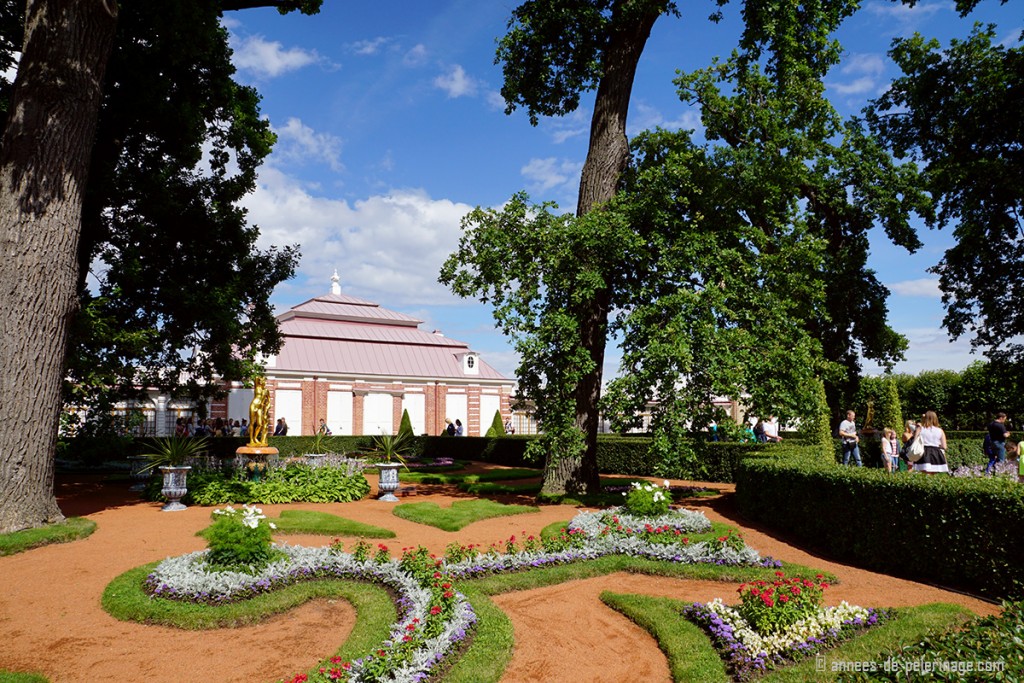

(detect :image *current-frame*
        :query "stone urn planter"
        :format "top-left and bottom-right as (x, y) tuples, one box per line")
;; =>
(376, 462), (402, 502)
(158, 465), (191, 512)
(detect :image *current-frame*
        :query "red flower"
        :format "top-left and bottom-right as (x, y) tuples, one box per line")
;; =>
(430, 606), (442, 615)
(444, 591), (454, 598)
(775, 571), (785, 578)
(330, 656), (342, 664)
(779, 595), (789, 603)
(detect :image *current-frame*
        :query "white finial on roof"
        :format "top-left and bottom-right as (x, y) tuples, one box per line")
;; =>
(331, 269), (341, 295)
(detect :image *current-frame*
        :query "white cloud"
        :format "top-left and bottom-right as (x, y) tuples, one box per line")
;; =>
(627, 102), (703, 136)
(485, 90), (508, 111)
(864, 0), (949, 20)
(242, 167), (474, 307)
(864, 326), (977, 375)
(350, 37), (391, 56)
(543, 108), (589, 144)
(230, 34), (320, 79)
(520, 157), (583, 194)
(433, 64), (478, 98)
(888, 278), (942, 298)
(829, 52), (888, 97)
(403, 44), (429, 66)
(273, 117), (344, 172)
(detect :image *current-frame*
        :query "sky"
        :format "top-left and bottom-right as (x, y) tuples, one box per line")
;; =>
(224, 0), (1022, 381)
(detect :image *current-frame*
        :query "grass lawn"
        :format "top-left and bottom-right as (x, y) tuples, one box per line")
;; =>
(0, 517), (96, 557)
(194, 509), (396, 539)
(391, 498), (541, 531)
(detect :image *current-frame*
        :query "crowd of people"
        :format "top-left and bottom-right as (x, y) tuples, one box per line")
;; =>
(839, 408), (1022, 479)
(173, 416), (290, 438)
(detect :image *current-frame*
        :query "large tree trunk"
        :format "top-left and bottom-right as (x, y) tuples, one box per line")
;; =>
(541, 3), (659, 496)
(0, 0), (118, 533)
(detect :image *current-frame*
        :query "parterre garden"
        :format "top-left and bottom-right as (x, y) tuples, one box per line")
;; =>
(4, 437), (1024, 682)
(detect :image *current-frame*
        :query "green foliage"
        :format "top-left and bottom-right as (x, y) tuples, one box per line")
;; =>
(867, 26), (1024, 369)
(736, 447), (1024, 600)
(391, 499), (540, 532)
(0, 518), (96, 557)
(178, 464), (369, 506)
(138, 436), (211, 471)
(0, 672), (49, 683)
(203, 505), (277, 574)
(850, 600), (1024, 682)
(398, 409), (415, 439)
(43, 1), (311, 408)
(267, 510), (395, 539)
(799, 377), (834, 449)
(623, 480), (673, 516)
(484, 410), (505, 438)
(736, 573), (828, 635)
(906, 370), (960, 425)
(875, 376), (904, 437)
(368, 430), (415, 466)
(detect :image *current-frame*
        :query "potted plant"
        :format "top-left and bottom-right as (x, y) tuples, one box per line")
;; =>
(368, 431), (414, 502)
(304, 429), (332, 467)
(139, 436), (210, 511)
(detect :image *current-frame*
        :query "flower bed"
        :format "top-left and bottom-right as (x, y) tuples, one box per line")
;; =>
(144, 506), (777, 682)
(683, 571), (891, 680)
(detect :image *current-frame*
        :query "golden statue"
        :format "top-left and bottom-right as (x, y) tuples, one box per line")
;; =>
(247, 375), (271, 447)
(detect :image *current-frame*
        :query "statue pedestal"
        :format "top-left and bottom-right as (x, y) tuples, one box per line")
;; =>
(236, 446), (279, 458)
(237, 445), (278, 481)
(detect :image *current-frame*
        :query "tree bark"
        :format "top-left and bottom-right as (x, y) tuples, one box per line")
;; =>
(542, 3), (659, 496)
(0, 0), (118, 533)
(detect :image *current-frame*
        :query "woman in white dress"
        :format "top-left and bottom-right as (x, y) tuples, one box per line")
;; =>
(915, 410), (949, 474)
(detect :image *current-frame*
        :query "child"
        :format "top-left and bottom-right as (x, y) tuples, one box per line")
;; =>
(881, 427), (899, 473)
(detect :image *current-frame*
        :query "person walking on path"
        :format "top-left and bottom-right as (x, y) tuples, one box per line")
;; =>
(839, 410), (862, 466)
(987, 412), (1011, 464)
(915, 410), (949, 475)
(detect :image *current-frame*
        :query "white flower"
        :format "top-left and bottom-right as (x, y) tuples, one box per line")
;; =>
(663, 480), (671, 488)
(269, 522), (277, 530)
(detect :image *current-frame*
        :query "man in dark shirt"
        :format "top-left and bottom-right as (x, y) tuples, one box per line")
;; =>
(987, 412), (1011, 463)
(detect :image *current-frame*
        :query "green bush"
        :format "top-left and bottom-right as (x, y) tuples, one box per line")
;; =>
(145, 462), (370, 506)
(623, 481), (673, 516)
(736, 445), (1024, 600)
(848, 600), (1024, 682)
(204, 505), (277, 573)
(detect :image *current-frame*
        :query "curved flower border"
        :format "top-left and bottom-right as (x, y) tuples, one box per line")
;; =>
(144, 507), (777, 682)
(684, 598), (891, 681)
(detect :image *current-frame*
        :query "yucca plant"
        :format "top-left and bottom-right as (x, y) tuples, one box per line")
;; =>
(368, 430), (414, 467)
(138, 436), (211, 472)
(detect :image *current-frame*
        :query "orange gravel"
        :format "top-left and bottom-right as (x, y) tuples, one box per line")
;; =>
(0, 470), (999, 683)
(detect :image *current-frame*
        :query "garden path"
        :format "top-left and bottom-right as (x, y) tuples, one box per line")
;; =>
(0, 467), (999, 683)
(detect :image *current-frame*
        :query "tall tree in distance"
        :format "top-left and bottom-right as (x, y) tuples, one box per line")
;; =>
(494, 0), (678, 495)
(0, 0), (320, 534)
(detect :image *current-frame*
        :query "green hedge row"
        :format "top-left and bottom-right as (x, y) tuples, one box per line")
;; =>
(61, 433), (776, 482)
(735, 445), (1024, 600)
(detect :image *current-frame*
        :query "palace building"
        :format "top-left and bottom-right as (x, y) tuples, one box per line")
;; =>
(207, 273), (515, 436)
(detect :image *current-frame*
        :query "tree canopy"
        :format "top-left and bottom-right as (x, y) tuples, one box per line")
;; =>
(1, 2), (307, 415)
(865, 25), (1024, 367)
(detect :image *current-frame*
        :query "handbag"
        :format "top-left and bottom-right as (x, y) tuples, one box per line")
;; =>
(907, 435), (925, 463)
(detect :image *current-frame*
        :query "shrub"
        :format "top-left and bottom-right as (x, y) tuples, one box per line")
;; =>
(484, 410), (505, 437)
(623, 480), (673, 516)
(737, 571), (829, 635)
(736, 446), (1024, 600)
(204, 505), (278, 573)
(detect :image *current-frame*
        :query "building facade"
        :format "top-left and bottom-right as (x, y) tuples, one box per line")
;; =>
(207, 275), (515, 437)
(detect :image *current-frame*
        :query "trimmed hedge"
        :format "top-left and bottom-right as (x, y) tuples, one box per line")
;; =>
(736, 445), (1024, 600)
(61, 433), (777, 482)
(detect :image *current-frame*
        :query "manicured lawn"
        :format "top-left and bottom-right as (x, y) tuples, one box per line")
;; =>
(391, 498), (540, 531)
(0, 517), (95, 557)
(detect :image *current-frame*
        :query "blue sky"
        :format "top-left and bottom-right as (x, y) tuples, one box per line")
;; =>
(226, 0), (1021, 381)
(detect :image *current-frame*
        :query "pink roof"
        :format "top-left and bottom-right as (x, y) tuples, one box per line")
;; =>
(272, 292), (510, 382)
